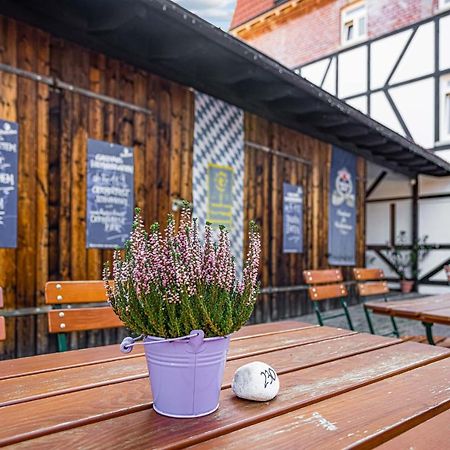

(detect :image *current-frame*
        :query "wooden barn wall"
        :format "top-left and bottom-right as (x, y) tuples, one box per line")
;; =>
(244, 114), (366, 323)
(0, 17), (194, 359)
(0, 16), (366, 359)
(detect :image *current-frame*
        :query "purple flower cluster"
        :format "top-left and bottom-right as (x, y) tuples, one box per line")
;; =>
(107, 208), (261, 306)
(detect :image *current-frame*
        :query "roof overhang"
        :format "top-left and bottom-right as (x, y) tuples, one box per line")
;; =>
(2, 0), (449, 176)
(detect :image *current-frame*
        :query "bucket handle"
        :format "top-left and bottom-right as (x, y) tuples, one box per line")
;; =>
(120, 330), (202, 354)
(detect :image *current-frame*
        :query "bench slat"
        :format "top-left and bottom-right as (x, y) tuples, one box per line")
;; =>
(357, 281), (389, 296)
(303, 269), (342, 284)
(47, 307), (123, 333)
(45, 281), (112, 304)
(308, 284), (348, 301)
(353, 267), (384, 281)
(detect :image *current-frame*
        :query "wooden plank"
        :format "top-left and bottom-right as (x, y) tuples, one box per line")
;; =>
(358, 281), (389, 296)
(308, 284), (347, 301)
(0, 321), (309, 380)
(421, 307), (450, 325)
(376, 408), (450, 449)
(303, 269), (343, 284)
(0, 334), (399, 445)
(47, 307), (124, 333)
(353, 267), (384, 281)
(8, 342), (449, 449)
(0, 326), (353, 407)
(0, 333), (400, 446)
(365, 296), (450, 318)
(45, 281), (111, 304)
(190, 357), (450, 450)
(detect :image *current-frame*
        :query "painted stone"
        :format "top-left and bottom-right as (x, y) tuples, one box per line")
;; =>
(231, 361), (280, 401)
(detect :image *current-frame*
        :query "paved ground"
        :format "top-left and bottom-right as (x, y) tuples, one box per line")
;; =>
(295, 296), (450, 339)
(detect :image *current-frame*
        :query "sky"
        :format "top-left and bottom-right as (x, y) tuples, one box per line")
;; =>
(172, 0), (237, 30)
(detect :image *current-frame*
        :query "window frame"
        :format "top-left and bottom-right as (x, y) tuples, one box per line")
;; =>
(440, 75), (450, 143)
(341, 2), (367, 47)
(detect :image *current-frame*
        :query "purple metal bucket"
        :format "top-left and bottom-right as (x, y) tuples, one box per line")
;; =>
(144, 330), (230, 418)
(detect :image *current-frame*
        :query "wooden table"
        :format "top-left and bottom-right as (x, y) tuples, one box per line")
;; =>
(1, 321), (450, 449)
(365, 293), (450, 345)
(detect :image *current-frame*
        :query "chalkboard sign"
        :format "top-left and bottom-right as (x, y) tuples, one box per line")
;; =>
(0, 119), (19, 248)
(86, 139), (134, 248)
(282, 183), (303, 253)
(207, 163), (233, 229)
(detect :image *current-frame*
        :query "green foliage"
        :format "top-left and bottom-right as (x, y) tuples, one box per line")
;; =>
(104, 207), (261, 338)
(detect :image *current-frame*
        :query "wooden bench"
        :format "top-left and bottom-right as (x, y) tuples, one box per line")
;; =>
(353, 268), (400, 338)
(45, 281), (122, 351)
(303, 269), (354, 330)
(0, 287), (5, 341)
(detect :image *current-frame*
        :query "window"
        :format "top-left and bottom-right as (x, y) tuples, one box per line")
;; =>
(439, 0), (450, 11)
(341, 2), (367, 46)
(441, 75), (450, 142)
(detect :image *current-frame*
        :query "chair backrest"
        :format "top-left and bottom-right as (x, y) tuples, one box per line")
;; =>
(353, 268), (389, 297)
(303, 269), (348, 301)
(45, 281), (122, 333)
(0, 287), (5, 341)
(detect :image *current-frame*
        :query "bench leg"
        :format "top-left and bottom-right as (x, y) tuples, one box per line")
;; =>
(341, 299), (354, 331)
(57, 333), (68, 352)
(314, 304), (324, 326)
(422, 322), (435, 345)
(364, 305), (375, 334)
(390, 316), (400, 338)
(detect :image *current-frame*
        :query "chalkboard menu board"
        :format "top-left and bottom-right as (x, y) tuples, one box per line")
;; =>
(0, 119), (19, 248)
(282, 182), (303, 253)
(86, 139), (134, 248)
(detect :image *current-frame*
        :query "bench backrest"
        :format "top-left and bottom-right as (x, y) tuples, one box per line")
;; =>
(0, 287), (5, 341)
(353, 268), (389, 297)
(303, 269), (348, 301)
(45, 281), (122, 333)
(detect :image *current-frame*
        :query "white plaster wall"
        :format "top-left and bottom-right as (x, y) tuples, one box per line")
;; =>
(338, 46), (367, 97)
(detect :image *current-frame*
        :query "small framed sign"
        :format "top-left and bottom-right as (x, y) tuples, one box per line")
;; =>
(86, 139), (134, 248)
(207, 163), (233, 229)
(282, 182), (303, 253)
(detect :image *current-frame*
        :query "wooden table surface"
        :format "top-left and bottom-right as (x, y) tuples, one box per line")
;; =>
(365, 293), (450, 323)
(1, 320), (450, 449)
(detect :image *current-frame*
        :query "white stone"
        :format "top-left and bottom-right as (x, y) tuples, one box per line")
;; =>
(231, 361), (280, 402)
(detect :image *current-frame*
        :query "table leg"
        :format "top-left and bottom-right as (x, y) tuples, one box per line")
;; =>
(422, 322), (435, 345)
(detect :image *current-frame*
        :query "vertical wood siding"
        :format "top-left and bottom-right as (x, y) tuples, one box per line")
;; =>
(0, 16), (365, 358)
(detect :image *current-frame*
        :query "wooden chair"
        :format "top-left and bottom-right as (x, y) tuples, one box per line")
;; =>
(303, 269), (354, 331)
(0, 287), (5, 341)
(45, 280), (122, 351)
(353, 268), (400, 337)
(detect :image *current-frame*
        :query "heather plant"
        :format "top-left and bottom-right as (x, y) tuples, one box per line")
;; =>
(103, 206), (261, 338)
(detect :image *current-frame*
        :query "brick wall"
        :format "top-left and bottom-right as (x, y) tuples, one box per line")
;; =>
(233, 0), (440, 68)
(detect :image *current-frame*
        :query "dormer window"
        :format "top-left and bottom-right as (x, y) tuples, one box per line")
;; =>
(341, 2), (367, 46)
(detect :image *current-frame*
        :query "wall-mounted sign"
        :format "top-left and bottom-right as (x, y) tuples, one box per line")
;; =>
(0, 119), (19, 248)
(207, 163), (233, 229)
(86, 139), (134, 248)
(328, 146), (356, 266)
(283, 182), (303, 253)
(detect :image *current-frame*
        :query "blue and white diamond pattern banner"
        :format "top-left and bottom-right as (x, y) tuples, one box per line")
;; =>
(193, 92), (244, 270)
